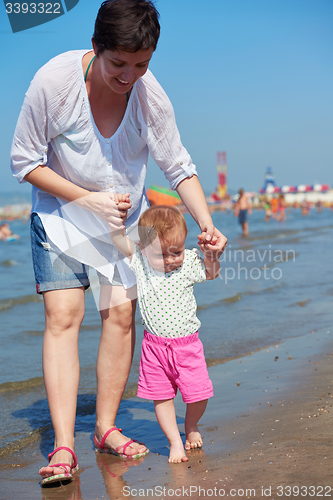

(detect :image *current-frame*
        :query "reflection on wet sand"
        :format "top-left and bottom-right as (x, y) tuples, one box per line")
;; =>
(41, 453), (147, 500)
(42, 475), (81, 500)
(96, 452), (146, 499)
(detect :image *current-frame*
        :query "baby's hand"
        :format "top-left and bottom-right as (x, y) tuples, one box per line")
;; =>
(105, 192), (131, 230)
(197, 234), (226, 261)
(114, 192), (131, 205)
(198, 240), (218, 261)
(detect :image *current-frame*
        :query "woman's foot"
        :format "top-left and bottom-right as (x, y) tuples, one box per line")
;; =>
(185, 427), (203, 450)
(168, 440), (188, 463)
(39, 446), (78, 482)
(94, 426), (148, 458)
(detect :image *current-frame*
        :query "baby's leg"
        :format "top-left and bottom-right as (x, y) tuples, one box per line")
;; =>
(185, 399), (208, 450)
(154, 399), (188, 463)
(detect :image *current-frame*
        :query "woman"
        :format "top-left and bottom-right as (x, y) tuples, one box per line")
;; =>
(11, 0), (227, 484)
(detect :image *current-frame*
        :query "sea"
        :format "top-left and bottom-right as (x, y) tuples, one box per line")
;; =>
(0, 190), (332, 458)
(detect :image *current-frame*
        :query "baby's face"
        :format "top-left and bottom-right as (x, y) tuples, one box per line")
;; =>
(144, 233), (186, 273)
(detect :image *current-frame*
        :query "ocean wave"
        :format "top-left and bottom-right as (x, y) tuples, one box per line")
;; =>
(289, 299), (312, 308)
(0, 294), (42, 312)
(25, 329), (44, 337)
(0, 427), (48, 459)
(197, 280), (286, 312)
(247, 223), (333, 244)
(1, 259), (19, 267)
(197, 293), (242, 312)
(0, 376), (44, 394)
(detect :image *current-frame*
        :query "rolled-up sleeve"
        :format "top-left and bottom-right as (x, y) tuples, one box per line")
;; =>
(137, 71), (197, 190)
(10, 73), (50, 183)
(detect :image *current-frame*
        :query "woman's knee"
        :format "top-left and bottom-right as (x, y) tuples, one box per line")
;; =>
(101, 298), (136, 331)
(43, 288), (85, 334)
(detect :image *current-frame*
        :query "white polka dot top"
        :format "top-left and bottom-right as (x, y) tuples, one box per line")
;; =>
(130, 246), (206, 337)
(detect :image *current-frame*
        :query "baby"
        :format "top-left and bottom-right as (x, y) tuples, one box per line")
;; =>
(111, 200), (221, 463)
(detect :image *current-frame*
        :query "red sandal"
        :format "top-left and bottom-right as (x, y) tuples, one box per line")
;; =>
(93, 427), (149, 459)
(40, 446), (79, 486)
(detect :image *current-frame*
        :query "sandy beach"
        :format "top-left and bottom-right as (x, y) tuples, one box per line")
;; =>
(1, 326), (332, 500)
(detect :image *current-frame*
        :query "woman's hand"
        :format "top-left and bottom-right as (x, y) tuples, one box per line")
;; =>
(77, 191), (131, 229)
(197, 225), (227, 260)
(175, 176), (227, 258)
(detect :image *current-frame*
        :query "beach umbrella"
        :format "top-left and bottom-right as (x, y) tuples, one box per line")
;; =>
(281, 185), (297, 193)
(297, 185), (312, 192)
(313, 184), (330, 192)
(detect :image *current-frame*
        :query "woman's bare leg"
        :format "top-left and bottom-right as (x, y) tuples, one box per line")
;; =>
(185, 399), (207, 450)
(39, 287), (85, 478)
(154, 399), (188, 463)
(94, 284), (147, 456)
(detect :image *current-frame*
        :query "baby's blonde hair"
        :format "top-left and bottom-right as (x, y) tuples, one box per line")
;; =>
(138, 205), (187, 248)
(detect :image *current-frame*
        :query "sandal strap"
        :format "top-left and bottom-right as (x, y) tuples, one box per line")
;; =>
(49, 462), (72, 475)
(100, 427), (122, 449)
(47, 446), (78, 468)
(116, 439), (134, 456)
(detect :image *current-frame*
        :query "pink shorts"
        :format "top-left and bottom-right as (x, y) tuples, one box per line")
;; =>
(137, 330), (214, 403)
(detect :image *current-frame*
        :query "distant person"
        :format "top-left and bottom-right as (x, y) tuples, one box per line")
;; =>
(10, 0), (227, 485)
(0, 223), (19, 241)
(276, 194), (286, 221)
(263, 197), (272, 222)
(270, 196), (279, 219)
(110, 203), (222, 463)
(301, 200), (310, 216)
(234, 189), (252, 235)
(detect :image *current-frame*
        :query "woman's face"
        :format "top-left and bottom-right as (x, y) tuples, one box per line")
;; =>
(95, 46), (154, 94)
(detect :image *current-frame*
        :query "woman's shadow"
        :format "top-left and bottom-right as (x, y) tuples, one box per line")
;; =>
(12, 393), (181, 498)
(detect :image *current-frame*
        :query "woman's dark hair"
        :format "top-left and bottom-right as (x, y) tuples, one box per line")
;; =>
(92, 0), (160, 55)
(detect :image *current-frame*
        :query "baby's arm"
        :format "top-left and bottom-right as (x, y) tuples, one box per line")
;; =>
(197, 231), (226, 280)
(110, 193), (135, 260)
(198, 241), (221, 280)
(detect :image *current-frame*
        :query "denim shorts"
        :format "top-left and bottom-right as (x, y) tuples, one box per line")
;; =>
(30, 212), (123, 294)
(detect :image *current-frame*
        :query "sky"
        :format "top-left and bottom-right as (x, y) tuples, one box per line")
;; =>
(0, 0), (332, 197)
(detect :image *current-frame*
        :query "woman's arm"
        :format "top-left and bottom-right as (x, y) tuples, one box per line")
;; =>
(141, 74), (226, 253)
(176, 175), (227, 253)
(24, 165), (89, 202)
(24, 165), (131, 227)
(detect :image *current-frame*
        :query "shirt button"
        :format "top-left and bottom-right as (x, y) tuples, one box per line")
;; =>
(180, 161), (183, 165)
(109, 183), (114, 188)
(107, 162), (111, 166)
(106, 139), (110, 144)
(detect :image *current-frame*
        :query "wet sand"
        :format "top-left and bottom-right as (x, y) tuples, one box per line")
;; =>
(1, 328), (332, 500)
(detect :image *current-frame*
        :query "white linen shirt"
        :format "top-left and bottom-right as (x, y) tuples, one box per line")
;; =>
(10, 50), (197, 287)
(130, 247), (206, 337)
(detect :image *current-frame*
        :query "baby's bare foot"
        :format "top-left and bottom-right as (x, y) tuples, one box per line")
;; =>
(185, 429), (203, 450)
(168, 441), (188, 463)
